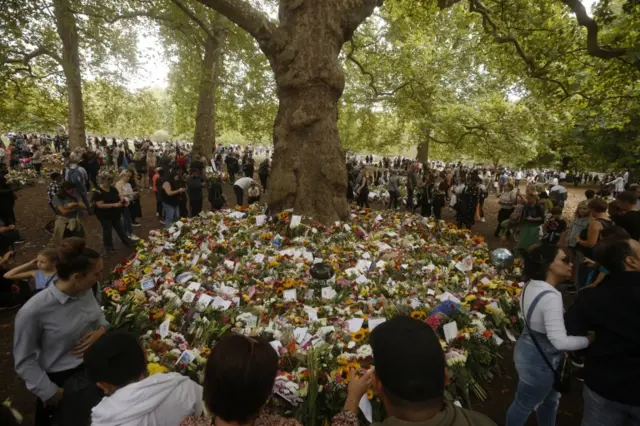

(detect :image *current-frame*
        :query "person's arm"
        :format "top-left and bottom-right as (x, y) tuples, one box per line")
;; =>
(3, 259), (37, 280)
(542, 293), (589, 351)
(55, 202), (75, 216)
(579, 221), (602, 248)
(163, 181), (184, 196)
(14, 308), (61, 403)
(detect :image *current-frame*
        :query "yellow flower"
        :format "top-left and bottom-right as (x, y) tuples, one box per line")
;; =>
(410, 311), (427, 321)
(464, 295), (477, 302)
(337, 354), (348, 365)
(147, 362), (168, 376)
(351, 329), (368, 342)
(367, 389), (374, 400)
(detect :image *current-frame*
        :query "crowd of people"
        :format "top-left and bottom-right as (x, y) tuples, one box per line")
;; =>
(1, 136), (639, 426)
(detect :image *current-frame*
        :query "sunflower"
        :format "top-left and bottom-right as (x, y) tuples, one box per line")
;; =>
(367, 389), (375, 400)
(410, 311), (427, 321)
(351, 328), (368, 342)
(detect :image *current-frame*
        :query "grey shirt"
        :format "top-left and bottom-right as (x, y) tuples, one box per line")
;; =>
(52, 194), (81, 219)
(14, 285), (109, 401)
(388, 176), (400, 193)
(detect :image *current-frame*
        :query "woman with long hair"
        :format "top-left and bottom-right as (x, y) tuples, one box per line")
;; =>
(161, 168), (186, 228)
(115, 170), (138, 238)
(506, 244), (592, 426)
(14, 238), (107, 425)
(575, 198), (613, 289)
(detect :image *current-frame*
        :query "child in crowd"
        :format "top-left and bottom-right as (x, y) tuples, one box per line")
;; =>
(3, 248), (58, 294)
(499, 212), (521, 243)
(566, 201), (590, 264)
(541, 206), (567, 245)
(85, 331), (203, 426)
(247, 182), (261, 205)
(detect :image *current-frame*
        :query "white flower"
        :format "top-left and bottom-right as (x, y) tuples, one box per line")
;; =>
(356, 344), (372, 358)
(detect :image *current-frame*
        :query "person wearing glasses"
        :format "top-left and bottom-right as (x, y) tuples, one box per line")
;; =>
(506, 245), (592, 426)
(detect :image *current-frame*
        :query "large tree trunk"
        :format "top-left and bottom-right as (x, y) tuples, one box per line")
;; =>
(265, 1), (378, 223)
(416, 140), (429, 166)
(53, 0), (86, 151)
(192, 33), (223, 158)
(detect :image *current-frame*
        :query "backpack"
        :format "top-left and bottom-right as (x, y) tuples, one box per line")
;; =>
(259, 162), (269, 175)
(67, 167), (86, 194)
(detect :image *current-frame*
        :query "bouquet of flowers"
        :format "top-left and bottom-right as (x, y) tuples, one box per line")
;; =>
(102, 206), (524, 423)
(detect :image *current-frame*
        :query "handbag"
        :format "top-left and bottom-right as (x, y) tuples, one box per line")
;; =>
(521, 284), (573, 394)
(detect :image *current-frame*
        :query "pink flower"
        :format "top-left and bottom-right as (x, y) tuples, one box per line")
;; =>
(179, 343), (188, 351)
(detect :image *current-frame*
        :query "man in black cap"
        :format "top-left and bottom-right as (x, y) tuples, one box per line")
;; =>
(366, 316), (496, 426)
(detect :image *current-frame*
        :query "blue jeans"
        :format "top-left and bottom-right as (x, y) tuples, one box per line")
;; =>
(582, 386), (640, 426)
(163, 203), (179, 228)
(506, 331), (562, 426)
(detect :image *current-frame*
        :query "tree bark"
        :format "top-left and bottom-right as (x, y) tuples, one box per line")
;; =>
(416, 140), (429, 165)
(196, 0), (381, 224)
(53, 0), (86, 150)
(192, 33), (223, 158)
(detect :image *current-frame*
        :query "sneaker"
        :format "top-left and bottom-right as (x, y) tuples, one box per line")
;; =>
(14, 239), (25, 244)
(159, 219), (165, 224)
(130, 235), (140, 241)
(480, 217), (486, 223)
(132, 222), (142, 227)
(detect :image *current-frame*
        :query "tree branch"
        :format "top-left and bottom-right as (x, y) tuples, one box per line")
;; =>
(169, 0), (216, 40)
(194, 0), (277, 55)
(559, 0), (633, 62)
(346, 40), (411, 98)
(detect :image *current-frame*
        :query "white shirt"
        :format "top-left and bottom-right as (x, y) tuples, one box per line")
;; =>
(559, 172), (566, 179)
(91, 373), (202, 426)
(608, 177), (625, 192)
(515, 171), (523, 179)
(234, 177), (253, 191)
(521, 280), (589, 351)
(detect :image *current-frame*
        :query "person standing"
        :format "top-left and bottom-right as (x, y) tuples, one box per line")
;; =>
(13, 238), (107, 426)
(565, 237), (640, 426)
(613, 191), (640, 240)
(495, 183), (517, 237)
(506, 245), (591, 426)
(607, 174), (626, 197)
(387, 171), (400, 209)
(115, 171), (137, 238)
(406, 165), (417, 210)
(356, 171), (370, 209)
(32, 146), (43, 175)
(549, 179), (569, 211)
(92, 173), (132, 253)
(65, 154), (90, 213)
(516, 193), (544, 255)
(187, 168), (205, 217)
(0, 165), (19, 231)
(146, 149), (157, 190)
(161, 169), (186, 228)
(152, 168), (164, 223)
(576, 198), (613, 289)
(258, 159), (270, 193)
(51, 182), (86, 245)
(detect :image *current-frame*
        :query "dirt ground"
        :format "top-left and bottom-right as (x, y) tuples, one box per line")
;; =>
(0, 177), (591, 425)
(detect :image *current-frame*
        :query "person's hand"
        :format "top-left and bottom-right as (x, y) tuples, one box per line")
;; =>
(344, 368), (375, 414)
(2, 251), (14, 261)
(73, 327), (106, 357)
(8, 224), (15, 230)
(114, 202), (123, 208)
(29, 258), (38, 266)
(45, 387), (64, 407)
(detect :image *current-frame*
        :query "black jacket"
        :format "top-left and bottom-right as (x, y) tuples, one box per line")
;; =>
(565, 271), (640, 406)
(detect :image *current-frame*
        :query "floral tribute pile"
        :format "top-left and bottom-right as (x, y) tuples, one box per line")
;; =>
(103, 206), (524, 423)
(6, 168), (46, 188)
